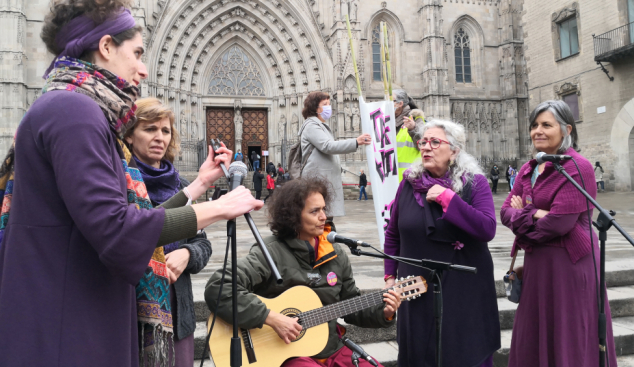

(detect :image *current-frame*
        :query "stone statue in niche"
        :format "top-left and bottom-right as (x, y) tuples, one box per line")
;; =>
(191, 114), (198, 139)
(351, 0), (358, 21)
(340, 0), (349, 21)
(343, 104), (352, 131)
(352, 105), (361, 131)
(234, 108), (243, 148)
(291, 113), (300, 138)
(278, 114), (286, 142)
(180, 111), (188, 139)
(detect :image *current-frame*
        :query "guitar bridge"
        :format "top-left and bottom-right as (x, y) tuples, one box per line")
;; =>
(240, 328), (257, 364)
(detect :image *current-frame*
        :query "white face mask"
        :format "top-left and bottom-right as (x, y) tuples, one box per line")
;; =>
(320, 105), (332, 120)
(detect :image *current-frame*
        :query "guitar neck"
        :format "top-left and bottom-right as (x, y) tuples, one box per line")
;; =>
(299, 288), (391, 329)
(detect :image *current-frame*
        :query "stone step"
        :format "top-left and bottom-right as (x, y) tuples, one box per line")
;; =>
(494, 316), (634, 366)
(194, 340), (634, 367)
(191, 288), (634, 360)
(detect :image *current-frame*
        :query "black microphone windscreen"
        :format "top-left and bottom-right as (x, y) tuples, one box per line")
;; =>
(535, 152), (546, 164)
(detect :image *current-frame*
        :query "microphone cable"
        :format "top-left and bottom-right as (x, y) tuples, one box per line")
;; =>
(199, 234), (231, 367)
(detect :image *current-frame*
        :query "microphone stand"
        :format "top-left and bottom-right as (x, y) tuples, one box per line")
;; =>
(210, 139), (283, 367)
(345, 245), (477, 367)
(552, 162), (634, 367)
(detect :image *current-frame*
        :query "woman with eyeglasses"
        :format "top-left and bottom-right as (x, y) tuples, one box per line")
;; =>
(383, 120), (500, 367)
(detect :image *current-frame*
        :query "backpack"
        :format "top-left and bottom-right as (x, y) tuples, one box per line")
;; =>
(287, 121), (315, 180)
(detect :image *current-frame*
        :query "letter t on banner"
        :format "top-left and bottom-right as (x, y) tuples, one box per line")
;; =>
(358, 97), (399, 248)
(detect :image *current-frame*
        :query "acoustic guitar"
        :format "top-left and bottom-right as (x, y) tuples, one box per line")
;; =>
(207, 275), (427, 367)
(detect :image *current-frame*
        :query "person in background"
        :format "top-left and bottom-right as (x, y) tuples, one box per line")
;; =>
(253, 167), (264, 200)
(251, 150), (260, 172)
(358, 169), (368, 201)
(205, 177), (400, 367)
(506, 164), (512, 188)
(393, 89), (422, 181)
(125, 97), (212, 367)
(234, 149), (243, 162)
(501, 100), (617, 367)
(490, 165), (500, 194)
(264, 171), (275, 203)
(277, 163), (286, 185)
(267, 161), (277, 178)
(595, 161), (605, 192)
(0, 2), (263, 365)
(300, 91), (371, 217)
(384, 119), (500, 367)
(509, 165), (517, 192)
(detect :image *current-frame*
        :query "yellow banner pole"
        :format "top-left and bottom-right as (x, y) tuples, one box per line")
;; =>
(384, 25), (393, 100)
(380, 22), (389, 100)
(345, 15), (363, 99)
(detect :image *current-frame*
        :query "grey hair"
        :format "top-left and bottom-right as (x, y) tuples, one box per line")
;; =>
(393, 89), (418, 109)
(529, 100), (579, 154)
(407, 119), (484, 193)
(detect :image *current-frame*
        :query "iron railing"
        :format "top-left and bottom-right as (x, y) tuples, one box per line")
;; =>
(593, 21), (634, 61)
(175, 139), (207, 172)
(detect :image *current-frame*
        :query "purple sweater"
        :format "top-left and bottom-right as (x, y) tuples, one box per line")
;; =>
(384, 174), (496, 276)
(0, 91), (165, 367)
(500, 148), (597, 264)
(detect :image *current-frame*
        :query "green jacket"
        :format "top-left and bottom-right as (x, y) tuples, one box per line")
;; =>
(205, 235), (395, 359)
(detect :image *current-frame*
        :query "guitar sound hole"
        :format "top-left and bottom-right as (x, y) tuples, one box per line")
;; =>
(281, 308), (306, 342)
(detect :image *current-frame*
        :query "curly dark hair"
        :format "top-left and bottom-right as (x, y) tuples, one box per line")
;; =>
(267, 176), (333, 239)
(41, 0), (141, 62)
(302, 91), (330, 119)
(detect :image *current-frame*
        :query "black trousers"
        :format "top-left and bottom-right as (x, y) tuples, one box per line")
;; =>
(255, 190), (261, 200)
(492, 179), (498, 193)
(264, 189), (274, 202)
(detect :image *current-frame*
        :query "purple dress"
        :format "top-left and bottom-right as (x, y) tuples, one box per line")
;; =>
(501, 148), (618, 367)
(0, 91), (165, 367)
(384, 174), (500, 367)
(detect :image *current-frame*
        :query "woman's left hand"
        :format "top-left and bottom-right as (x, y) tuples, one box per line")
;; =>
(510, 195), (524, 209)
(426, 184), (447, 203)
(403, 116), (416, 130)
(165, 248), (191, 282)
(383, 289), (401, 320)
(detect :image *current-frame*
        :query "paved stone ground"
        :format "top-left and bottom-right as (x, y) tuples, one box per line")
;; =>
(191, 190), (634, 304)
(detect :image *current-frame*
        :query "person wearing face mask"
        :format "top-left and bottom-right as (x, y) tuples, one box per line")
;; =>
(299, 91), (371, 217)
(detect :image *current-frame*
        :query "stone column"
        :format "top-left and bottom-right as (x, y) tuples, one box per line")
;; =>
(0, 0), (27, 153)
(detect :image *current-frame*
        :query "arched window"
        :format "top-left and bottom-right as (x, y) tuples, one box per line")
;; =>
(208, 45), (265, 96)
(372, 26), (382, 81)
(454, 28), (472, 84)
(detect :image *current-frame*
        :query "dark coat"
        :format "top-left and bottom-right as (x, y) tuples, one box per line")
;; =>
(172, 178), (212, 341)
(490, 167), (500, 181)
(359, 173), (367, 187)
(253, 171), (264, 191)
(0, 91), (165, 367)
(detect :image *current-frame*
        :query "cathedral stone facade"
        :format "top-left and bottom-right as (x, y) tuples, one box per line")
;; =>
(2, 0), (529, 183)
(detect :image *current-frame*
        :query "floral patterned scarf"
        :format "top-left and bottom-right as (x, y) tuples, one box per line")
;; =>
(0, 57), (173, 366)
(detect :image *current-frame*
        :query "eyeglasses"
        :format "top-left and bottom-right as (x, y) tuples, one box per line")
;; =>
(417, 138), (451, 149)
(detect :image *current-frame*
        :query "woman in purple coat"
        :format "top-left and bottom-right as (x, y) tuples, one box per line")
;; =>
(384, 119), (500, 367)
(501, 100), (618, 367)
(0, 1), (262, 366)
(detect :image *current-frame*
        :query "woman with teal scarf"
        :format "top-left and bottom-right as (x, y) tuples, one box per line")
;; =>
(125, 97), (214, 366)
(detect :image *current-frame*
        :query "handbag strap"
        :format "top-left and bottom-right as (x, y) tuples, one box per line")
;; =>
(508, 251), (518, 272)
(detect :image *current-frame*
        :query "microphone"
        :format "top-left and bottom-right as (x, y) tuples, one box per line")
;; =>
(326, 231), (371, 248)
(535, 152), (572, 164)
(342, 337), (378, 367)
(227, 162), (248, 192)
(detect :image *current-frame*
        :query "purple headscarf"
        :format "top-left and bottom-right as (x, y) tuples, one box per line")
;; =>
(43, 8), (137, 78)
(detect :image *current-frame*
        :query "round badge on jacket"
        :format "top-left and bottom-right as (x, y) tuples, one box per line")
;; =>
(327, 272), (338, 286)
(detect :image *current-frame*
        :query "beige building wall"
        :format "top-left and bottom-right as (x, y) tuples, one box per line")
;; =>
(2, 0), (532, 185)
(523, 0), (634, 190)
